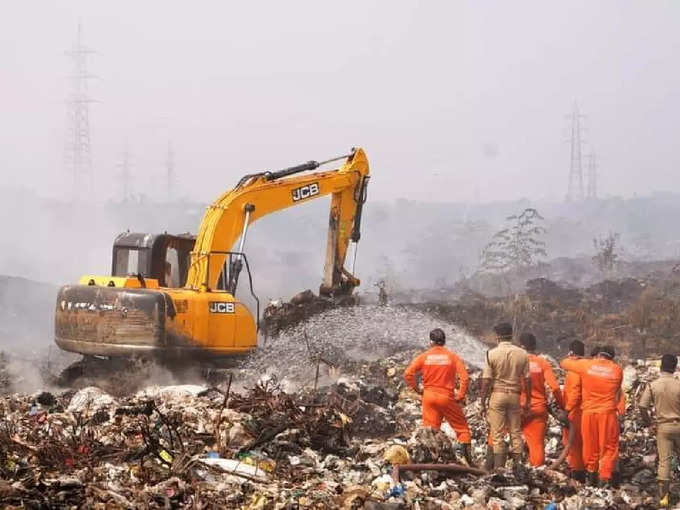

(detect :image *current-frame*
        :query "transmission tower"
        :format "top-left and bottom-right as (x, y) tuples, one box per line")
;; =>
(64, 23), (96, 199)
(586, 153), (598, 200)
(117, 146), (133, 200)
(566, 103), (585, 201)
(166, 141), (175, 201)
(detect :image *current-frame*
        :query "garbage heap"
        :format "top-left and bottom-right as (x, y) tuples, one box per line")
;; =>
(0, 350), (669, 510)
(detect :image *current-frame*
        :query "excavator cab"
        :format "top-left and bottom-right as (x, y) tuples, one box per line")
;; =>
(111, 232), (195, 288)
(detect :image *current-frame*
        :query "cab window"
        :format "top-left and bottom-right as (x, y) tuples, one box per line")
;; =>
(164, 247), (181, 287)
(113, 248), (149, 276)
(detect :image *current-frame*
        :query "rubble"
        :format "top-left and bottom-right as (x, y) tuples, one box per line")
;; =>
(0, 340), (673, 509)
(1, 289), (679, 508)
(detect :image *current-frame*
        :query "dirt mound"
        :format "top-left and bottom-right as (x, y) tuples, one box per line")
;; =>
(262, 289), (357, 338)
(248, 305), (487, 392)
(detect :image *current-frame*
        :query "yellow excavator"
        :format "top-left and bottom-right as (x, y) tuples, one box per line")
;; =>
(55, 148), (370, 364)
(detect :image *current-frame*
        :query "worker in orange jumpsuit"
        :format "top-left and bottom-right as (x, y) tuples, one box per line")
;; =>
(561, 340), (586, 481)
(519, 333), (564, 466)
(585, 346), (626, 485)
(560, 345), (623, 487)
(404, 328), (472, 465)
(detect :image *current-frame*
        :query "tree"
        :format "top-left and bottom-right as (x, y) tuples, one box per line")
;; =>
(592, 232), (620, 273)
(479, 208), (548, 273)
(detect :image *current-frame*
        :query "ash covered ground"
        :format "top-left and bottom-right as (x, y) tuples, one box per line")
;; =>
(0, 273), (677, 508)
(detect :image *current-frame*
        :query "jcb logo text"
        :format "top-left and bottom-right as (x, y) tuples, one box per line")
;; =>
(210, 302), (235, 314)
(292, 183), (320, 202)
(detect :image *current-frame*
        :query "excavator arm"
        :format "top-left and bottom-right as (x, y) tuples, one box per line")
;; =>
(186, 148), (370, 295)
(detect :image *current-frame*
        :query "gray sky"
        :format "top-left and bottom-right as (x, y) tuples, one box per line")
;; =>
(2, 1), (679, 203)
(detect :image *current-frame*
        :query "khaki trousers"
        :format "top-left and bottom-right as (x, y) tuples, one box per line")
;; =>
(488, 391), (522, 454)
(657, 422), (680, 481)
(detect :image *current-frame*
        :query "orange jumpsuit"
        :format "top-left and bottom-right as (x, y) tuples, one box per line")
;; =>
(561, 363), (584, 471)
(560, 357), (623, 481)
(617, 393), (626, 416)
(519, 354), (564, 466)
(404, 345), (471, 443)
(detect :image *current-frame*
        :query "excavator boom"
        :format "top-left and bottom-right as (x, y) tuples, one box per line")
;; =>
(188, 148), (369, 295)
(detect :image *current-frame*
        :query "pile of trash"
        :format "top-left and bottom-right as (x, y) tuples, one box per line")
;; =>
(0, 340), (672, 509)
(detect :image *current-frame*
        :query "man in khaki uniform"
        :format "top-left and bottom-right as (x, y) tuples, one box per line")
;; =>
(480, 322), (531, 471)
(639, 354), (680, 507)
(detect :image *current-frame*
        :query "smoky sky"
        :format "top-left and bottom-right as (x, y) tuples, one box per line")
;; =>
(2, 1), (680, 203)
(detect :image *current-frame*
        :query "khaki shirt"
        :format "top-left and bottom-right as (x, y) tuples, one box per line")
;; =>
(482, 340), (529, 393)
(639, 372), (680, 424)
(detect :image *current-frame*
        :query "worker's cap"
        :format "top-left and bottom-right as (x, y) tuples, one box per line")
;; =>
(494, 322), (513, 340)
(599, 345), (615, 359)
(429, 328), (446, 345)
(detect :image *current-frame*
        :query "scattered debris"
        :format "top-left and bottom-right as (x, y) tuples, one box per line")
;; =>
(0, 343), (670, 508)
(2, 276), (680, 508)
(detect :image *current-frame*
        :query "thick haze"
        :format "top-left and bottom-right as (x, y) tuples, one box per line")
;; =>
(2, 1), (680, 202)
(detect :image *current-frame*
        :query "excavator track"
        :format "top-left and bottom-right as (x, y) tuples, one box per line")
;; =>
(56, 355), (243, 394)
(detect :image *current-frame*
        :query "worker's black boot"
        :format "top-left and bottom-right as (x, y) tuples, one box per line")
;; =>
(570, 470), (586, 483)
(586, 471), (598, 487)
(462, 443), (474, 467)
(599, 479), (612, 489)
(659, 480), (670, 508)
(509, 453), (523, 477)
(484, 448), (494, 472)
(493, 452), (507, 471)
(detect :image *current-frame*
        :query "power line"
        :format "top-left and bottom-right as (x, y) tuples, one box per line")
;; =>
(586, 152), (598, 200)
(64, 22), (96, 200)
(566, 103), (586, 202)
(166, 141), (175, 201)
(116, 145), (133, 200)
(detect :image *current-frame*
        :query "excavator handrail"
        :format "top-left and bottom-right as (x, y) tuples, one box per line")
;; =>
(203, 250), (260, 332)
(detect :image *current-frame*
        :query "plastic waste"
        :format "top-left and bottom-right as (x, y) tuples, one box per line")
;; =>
(200, 457), (270, 481)
(159, 450), (173, 464)
(239, 451), (276, 472)
(385, 484), (406, 498)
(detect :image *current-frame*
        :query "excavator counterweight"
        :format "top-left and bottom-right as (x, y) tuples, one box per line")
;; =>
(54, 149), (370, 363)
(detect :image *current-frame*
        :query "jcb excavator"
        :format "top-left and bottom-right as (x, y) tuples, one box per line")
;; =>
(55, 148), (370, 365)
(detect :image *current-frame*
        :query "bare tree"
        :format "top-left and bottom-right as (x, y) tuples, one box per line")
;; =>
(479, 208), (548, 273)
(592, 232), (620, 273)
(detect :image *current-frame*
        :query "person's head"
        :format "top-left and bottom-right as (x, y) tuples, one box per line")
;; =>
(494, 322), (513, 342)
(519, 333), (536, 352)
(569, 340), (585, 357)
(590, 345), (600, 358)
(597, 345), (615, 360)
(661, 354), (678, 374)
(429, 328), (446, 346)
